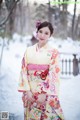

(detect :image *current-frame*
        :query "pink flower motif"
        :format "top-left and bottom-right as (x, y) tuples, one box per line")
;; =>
(48, 49), (59, 59)
(51, 49), (58, 59)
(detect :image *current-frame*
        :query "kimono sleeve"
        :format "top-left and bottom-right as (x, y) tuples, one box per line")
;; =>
(18, 49), (30, 92)
(47, 49), (60, 96)
(41, 49), (60, 96)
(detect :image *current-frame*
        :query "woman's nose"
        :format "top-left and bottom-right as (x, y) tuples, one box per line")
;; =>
(41, 33), (45, 38)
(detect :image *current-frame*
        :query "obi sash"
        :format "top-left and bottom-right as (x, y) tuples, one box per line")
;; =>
(27, 64), (49, 80)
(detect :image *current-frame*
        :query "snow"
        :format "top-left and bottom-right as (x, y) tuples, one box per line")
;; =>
(60, 75), (80, 120)
(0, 34), (80, 120)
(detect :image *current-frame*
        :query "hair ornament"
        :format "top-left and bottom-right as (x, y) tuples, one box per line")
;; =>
(36, 20), (41, 28)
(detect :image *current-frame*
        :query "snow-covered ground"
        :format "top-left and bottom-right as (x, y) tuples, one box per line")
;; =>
(0, 34), (80, 120)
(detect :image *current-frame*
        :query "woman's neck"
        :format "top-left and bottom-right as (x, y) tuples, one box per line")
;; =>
(38, 42), (47, 49)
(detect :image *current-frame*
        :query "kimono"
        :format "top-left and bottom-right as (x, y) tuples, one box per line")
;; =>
(18, 43), (64, 120)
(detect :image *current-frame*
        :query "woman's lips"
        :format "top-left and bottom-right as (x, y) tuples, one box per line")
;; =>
(40, 38), (44, 41)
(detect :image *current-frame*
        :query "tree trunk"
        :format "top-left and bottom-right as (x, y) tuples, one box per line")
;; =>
(48, 0), (51, 22)
(75, 14), (80, 39)
(60, 0), (68, 38)
(0, 0), (2, 5)
(58, 0), (61, 10)
(72, 0), (77, 40)
(26, 0), (31, 34)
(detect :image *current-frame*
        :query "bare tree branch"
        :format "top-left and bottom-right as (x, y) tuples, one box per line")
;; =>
(0, 0), (20, 27)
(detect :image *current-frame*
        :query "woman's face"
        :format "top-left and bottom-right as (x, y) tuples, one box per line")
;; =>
(37, 27), (51, 44)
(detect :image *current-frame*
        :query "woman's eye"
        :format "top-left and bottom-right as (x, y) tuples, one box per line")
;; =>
(45, 32), (48, 35)
(39, 30), (42, 33)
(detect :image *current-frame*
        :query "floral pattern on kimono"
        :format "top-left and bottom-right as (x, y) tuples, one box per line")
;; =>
(18, 43), (64, 120)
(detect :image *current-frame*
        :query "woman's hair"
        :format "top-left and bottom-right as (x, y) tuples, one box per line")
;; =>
(36, 21), (54, 35)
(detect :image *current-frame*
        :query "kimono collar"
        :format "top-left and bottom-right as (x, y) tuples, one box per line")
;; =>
(36, 42), (48, 52)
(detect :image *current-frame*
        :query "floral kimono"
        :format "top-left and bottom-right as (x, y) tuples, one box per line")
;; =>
(18, 43), (64, 120)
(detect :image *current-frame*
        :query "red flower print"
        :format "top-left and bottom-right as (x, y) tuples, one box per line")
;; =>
(44, 114), (48, 118)
(49, 100), (54, 107)
(49, 97), (60, 109)
(34, 71), (37, 76)
(55, 97), (58, 101)
(55, 66), (60, 73)
(22, 57), (25, 69)
(34, 92), (38, 100)
(40, 69), (49, 80)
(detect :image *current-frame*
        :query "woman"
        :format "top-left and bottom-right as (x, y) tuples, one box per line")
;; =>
(18, 21), (64, 120)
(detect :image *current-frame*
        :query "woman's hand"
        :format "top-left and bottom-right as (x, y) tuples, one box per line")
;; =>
(37, 93), (46, 103)
(22, 91), (35, 107)
(27, 91), (35, 101)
